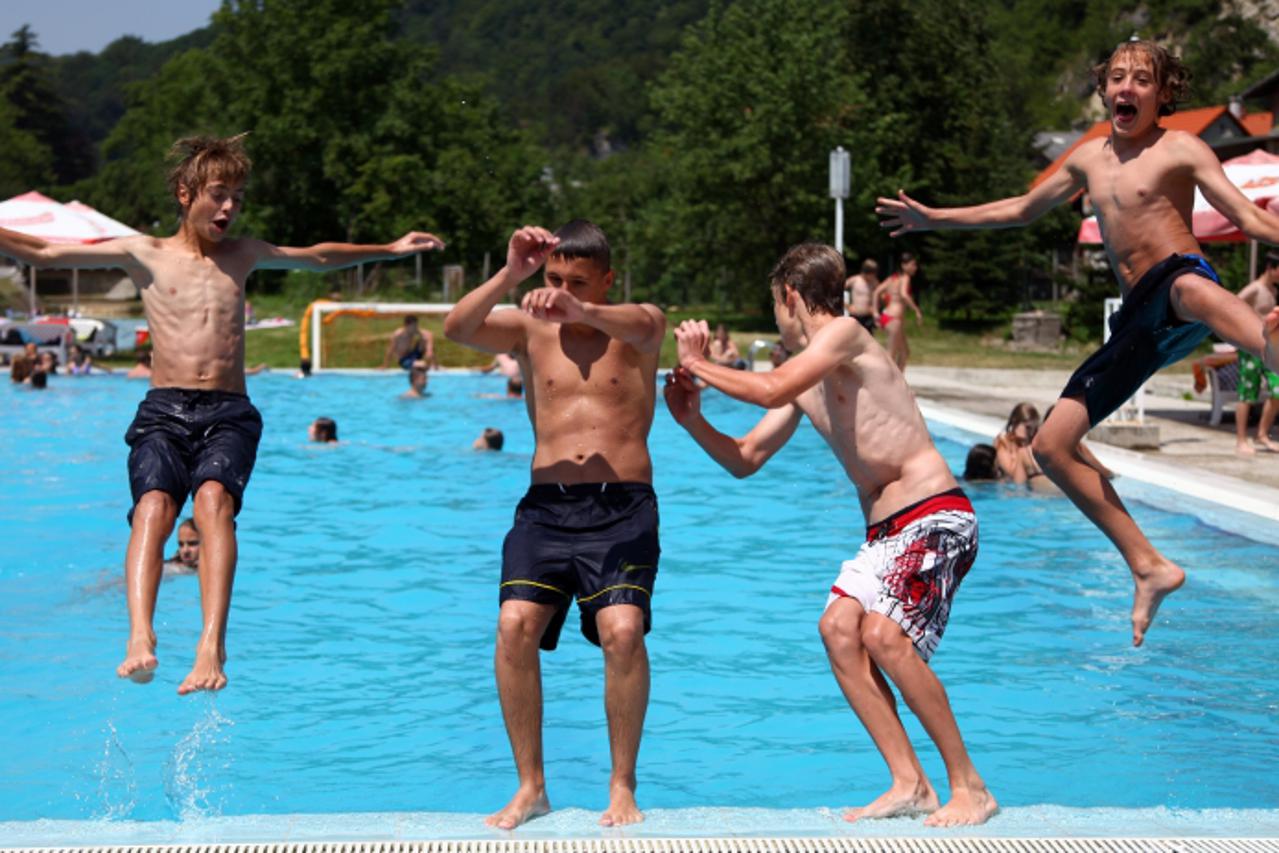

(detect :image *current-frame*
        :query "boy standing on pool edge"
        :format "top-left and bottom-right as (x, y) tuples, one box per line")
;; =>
(877, 40), (1279, 646)
(444, 222), (665, 829)
(0, 134), (443, 694)
(665, 243), (994, 826)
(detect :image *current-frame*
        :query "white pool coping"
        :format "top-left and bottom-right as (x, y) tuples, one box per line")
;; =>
(919, 400), (1279, 536)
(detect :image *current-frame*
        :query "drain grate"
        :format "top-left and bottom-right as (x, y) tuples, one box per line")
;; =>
(7, 838), (1279, 853)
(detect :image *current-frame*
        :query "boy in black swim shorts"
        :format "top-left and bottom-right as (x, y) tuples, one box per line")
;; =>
(877, 39), (1279, 646)
(0, 134), (443, 694)
(445, 221), (666, 828)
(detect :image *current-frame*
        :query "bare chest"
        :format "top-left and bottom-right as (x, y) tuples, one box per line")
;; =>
(139, 255), (246, 329)
(1088, 149), (1193, 219)
(524, 328), (648, 402)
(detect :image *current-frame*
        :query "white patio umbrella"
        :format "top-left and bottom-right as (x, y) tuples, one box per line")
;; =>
(0, 191), (140, 313)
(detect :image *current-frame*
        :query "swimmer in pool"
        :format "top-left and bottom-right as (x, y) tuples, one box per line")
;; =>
(0, 133), (443, 694)
(445, 220), (666, 829)
(162, 518), (200, 576)
(876, 39), (1279, 646)
(666, 243), (996, 827)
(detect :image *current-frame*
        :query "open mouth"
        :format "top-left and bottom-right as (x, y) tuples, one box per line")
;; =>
(1114, 103), (1138, 122)
(211, 217), (230, 234)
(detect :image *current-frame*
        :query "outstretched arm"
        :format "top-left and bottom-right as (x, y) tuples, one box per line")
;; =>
(521, 288), (665, 352)
(675, 317), (864, 409)
(0, 228), (145, 275)
(251, 231), (444, 271)
(1193, 137), (1279, 245)
(443, 226), (555, 354)
(663, 367), (803, 477)
(876, 156), (1086, 236)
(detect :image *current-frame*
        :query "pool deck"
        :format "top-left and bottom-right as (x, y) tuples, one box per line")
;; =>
(904, 365), (1279, 525)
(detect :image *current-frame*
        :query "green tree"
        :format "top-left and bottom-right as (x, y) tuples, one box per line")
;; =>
(0, 26), (94, 185)
(0, 95), (53, 198)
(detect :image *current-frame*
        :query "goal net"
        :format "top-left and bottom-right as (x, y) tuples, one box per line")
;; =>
(301, 301), (515, 371)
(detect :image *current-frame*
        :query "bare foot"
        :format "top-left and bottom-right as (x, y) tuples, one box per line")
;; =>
(1259, 437), (1279, 453)
(600, 781), (643, 826)
(117, 634), (158, 683)
(1131, 559), (1186, 647)
(844, 779), (939, 822)
(924, 786), (999, 827)
(1236, 441), (1257, 457)
(485, 786), (550, 830)
(177, 644), (227, 695)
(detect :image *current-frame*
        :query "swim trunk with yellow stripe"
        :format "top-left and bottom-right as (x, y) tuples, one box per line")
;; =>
(500, 482), (660, 650)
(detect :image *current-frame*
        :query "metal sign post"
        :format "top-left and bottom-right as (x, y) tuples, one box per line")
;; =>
(829, 147), (850, 254)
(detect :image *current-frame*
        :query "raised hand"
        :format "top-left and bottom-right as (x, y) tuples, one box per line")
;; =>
(674, 319), (711, 368)
(663, 367), (701, 425)
(522, 286), (585, 324)
(875, 190), (934, 237)
(389, 231), (446, 256)
(507, 225), (560, 283)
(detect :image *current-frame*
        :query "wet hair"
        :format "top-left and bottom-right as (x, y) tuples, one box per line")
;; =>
(769, 243), (846, 317)
(963, 443), (998, 481)
(10, 355), (32, 383)
(1004, 402), (1041, 435)
(1093, 40), (1189, 117)
(409, 364), (428, 387)
(404, 315), (418, 326)
(482, 427), (504, 450)
(507, 376), (523, 397)
(859, 259), (879, 276)
(30, 369), (47, 389)
(178, 517), (199, 535)
(298, 358), (313, 377)
(167, 133), (252, 210)
(313, 416), (338, 443)
(552, 219), (611, 272)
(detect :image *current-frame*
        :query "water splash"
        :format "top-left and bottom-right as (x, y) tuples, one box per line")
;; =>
(88, 720), (137, 820)
(163, 704), (235, 821)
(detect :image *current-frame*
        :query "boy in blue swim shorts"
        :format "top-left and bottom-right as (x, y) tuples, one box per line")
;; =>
(0, 134), (443, 694)
(445, 221), (666, 829)
(878, 40), (1279, 647)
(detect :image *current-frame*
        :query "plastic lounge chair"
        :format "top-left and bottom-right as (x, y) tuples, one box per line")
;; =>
(1207, 359), (1240, 426)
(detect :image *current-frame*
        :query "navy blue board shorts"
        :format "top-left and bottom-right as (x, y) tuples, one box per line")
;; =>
(1062, 253), (1219, 427)
(124, 388), (263, 524)
(501, 482), (660, 651)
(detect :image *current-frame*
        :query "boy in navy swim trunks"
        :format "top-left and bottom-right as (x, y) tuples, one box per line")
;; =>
(666, 243), (995, 827)
(877, 40), (1279, 646)
(445, 221), (665, 829)
(0, 134), (443, 694)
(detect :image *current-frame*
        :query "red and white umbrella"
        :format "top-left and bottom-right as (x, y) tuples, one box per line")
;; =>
(0, 192), (142, 313)
(1078, 150), (1279, 244)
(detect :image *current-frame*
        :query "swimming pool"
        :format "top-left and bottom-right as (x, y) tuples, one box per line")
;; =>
(1, 373), (1277, 842)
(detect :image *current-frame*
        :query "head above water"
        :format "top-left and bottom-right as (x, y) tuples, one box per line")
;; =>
(1004, 402), (1041, 439)
(769, 243), (846, 318)
(409, 364), (428, 392)
(310, 416), (338, 443)
(1094, 40), (1188, 120)
(963, 443), (999, 482)
(177, 518), (200, 567)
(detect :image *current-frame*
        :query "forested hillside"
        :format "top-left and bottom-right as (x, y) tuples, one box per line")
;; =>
(1, 0), (1276, 321)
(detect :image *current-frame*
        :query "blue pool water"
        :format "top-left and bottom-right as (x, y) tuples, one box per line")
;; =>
(1, 373), (1277, 839)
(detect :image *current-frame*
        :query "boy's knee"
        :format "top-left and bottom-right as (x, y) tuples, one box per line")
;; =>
(819, 603), (863, 654)
(596, 607), (645, 658)
(860, 617), (910, 662)
(193, 481), (234, 517)
(134, 491), (178, 526)
(496, 602), (550, 649)
(1031, 430), (1066, 469)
